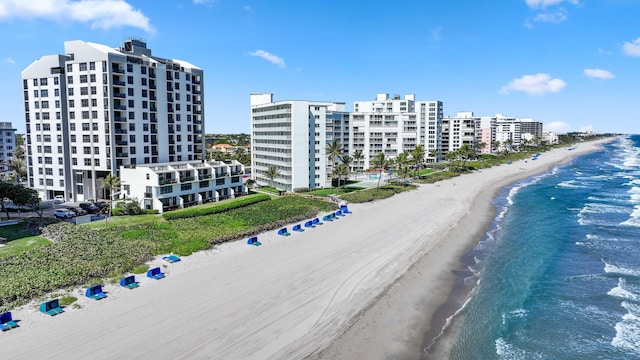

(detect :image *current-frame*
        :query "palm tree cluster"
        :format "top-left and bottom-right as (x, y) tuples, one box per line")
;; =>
(444, 144), (477, 171)
(327, 140), (428, 190)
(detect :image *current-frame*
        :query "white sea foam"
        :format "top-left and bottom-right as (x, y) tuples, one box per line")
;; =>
(557, 180), (586, 189)
(495, 337), (526, 359)
(608, 278), (640, 302)
(620, 205), (640, 227)
(603, 261), (640, 277)
(501, 308), (528, 325)
(611, 301), (640, 355)
(423, 296), (473, 353)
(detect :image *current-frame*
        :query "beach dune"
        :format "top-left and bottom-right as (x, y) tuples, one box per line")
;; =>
(0, 141), (610, 360)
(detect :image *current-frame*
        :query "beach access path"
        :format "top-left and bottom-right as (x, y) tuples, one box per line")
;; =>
(0, 140), (611, 360)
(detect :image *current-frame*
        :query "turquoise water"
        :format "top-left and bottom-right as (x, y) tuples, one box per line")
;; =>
(448, 136), (640, 359)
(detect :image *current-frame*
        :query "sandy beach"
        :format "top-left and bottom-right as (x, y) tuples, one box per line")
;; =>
(0, 140), (612, 360)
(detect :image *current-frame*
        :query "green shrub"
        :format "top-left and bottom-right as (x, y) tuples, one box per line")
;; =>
(162, 194), (271, 220)
(131, 264), (149, 274)
(144, 209), (159, 215)
(59, 295), (77, 306)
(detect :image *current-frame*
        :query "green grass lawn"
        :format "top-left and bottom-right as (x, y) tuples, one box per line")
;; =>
(0, 223), (51, 257)
(83, 214), (165, 229)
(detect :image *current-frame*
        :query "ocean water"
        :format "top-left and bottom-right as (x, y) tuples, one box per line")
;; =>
(448, 136), (640, 359)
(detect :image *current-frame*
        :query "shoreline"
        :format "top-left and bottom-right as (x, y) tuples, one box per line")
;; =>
(0, 139), (616, 360)
(312, 139), (616, 360)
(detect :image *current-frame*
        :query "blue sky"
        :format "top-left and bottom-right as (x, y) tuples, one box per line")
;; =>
(1, 0), (639, 135)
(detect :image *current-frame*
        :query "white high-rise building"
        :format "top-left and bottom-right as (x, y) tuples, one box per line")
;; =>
(250, 93), (349, 191)
(350, 94), (443, 169)
(22, 39), (205, 202)
(441, 112), (477, 156)
(0, 122), (17, 179)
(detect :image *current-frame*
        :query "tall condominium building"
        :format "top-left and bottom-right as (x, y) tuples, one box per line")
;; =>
(350, 94), (443, 170)
(250, 93), (349, 191)
(0, 122), (17, 178)
(494, 114), (543, 151)
(22, 39), (205, 202)
(441, 112), (477, 156)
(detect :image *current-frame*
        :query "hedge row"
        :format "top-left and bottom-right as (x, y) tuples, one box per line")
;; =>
(161, 194), (271, 220)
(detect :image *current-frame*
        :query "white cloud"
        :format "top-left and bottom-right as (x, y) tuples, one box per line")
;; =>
(249, 50), (286, 68)
(622, 38), (640, 57)
(533, 10), (567, 23)
(0, 0), (152, 32)
(583, 68), (615, 80)
(579, 125), (594, 133)
(500, 73), (567, 95)
(3, 57), (15, 64)
(525, 0), (579, 9)
(545, 121), (571, 133)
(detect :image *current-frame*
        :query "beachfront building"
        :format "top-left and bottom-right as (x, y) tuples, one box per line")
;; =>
(494, 115), (543, 152)
(0, 122), (18, 180)
(441, 112), (477, 157)
(119, 160), (246, 213)
(250, 93), (349, 191)
(350, 94), (443, 170)
(542, 130), (559, 145)
(22, 39), (205, 202)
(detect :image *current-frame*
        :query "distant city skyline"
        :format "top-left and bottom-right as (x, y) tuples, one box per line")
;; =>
(1, 0), (639, 135)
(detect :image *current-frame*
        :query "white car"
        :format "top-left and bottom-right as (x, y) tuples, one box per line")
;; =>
(53, 195), (65, 204)
(53, 209), (75, 219)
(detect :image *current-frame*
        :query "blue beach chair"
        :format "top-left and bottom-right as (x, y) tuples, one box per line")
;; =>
(40, 299), (64, 316)
(277, 227), (291, 236)
(0, 312), (18, 329)
(162, 254), (181, 263)
(120, 275), (139, 289)
(247, 236), (261, 246)
(147, 267), (166, 280)
(292, 224), (304, 232)
(312, 217), (323, 225)
(85, 284), (107, 300)
(304, 220), (315, 228)
(340, 205), (352, 214)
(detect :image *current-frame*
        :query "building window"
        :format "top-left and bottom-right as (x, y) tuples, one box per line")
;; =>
(79, 62), (87, 71)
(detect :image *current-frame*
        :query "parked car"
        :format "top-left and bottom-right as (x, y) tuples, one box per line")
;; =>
(53, 209), (75, 219)
(65, 207), (87, 216)
(79, 202), (100, 214)
(93, 201), (108, 210)
(53, 195), (65, 204)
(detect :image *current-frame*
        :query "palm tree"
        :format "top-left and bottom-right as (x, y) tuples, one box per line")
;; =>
(326, 139), (342, 188)
(264, 165), (280, 196)
(476, 141), (487, 156)
(352, 150), (364, 178)
(397, 164), (411, 185)
(458, 144), (474, 169)
(332, 164), (349, 191)
(428, 150), (438, 163)
(326, 139), (343, 167)
(340, 154), (353, 183)
(505, 138), (514, 154)
(410, 144), (426, 177)
(4, 157), (26, 183)
(371, 153), (390, 189)
(100, 173), (120, 227)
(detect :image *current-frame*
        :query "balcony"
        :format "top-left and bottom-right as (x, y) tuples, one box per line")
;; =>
(193, 100), (202, 105)
(114, 129), (127, 134)
(199, 174), (212, 180)
(160, 178), (176, 185)
(112, 80), (125, 86)
(114, 104), (126, 110)
(144, 192), (153, 198)
(192, 79), (201, 84)
(152, 150), (159, 155)
(112, 68), (125, 74)
(113, 116), (127, 122)
(180, 176), (194, 182)
(116, 140), (128, 146)
(150, 129), (158, 134)
(115, 152), (129, 157)
(113, 92), (126, 98)
(192, 90), (201, 95)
